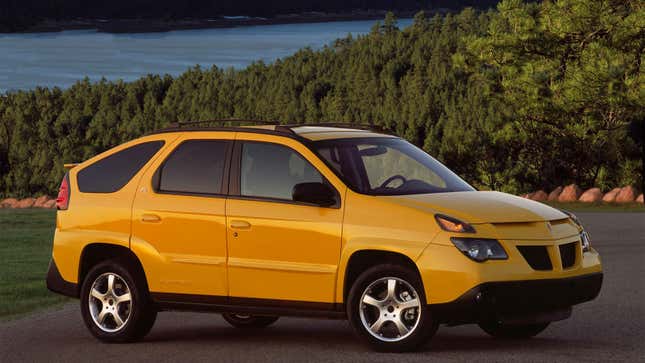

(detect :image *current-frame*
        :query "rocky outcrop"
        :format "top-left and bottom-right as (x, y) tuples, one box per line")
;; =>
(615, 186), (637, 203)
(1, 198), (18, 208)
(558, 184), (582, 202)
(602, 188), (621, 202)
(579, 188), (603, 202)
(33, 195), (50, 208)
(15, 198), (36, 208)
(637, 194), (644, 204)
(43, 199), (57, 209)
(530, 190), (548, 201)
(547, 186), (563, 201)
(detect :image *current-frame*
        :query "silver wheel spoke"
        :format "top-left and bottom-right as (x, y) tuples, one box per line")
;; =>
(398, 298), (419, 311)
(106, 274), (115, 294)
(386, 279), (397, 300)
(393, 318), (410, 336)
(116, 292), (131, 304)
(362, 294), (382, 308)
(91, 288), (104, 300)
(97, 310), (108, 324)
(370, 316), (386, 333)
(112, 312), (125, 328)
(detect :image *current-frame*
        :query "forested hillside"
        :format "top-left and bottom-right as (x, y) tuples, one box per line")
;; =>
(0, 0), (642, 197)
(0, 0), (498, 32)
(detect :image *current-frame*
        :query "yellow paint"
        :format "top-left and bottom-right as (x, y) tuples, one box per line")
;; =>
(52, 128), (603, 307)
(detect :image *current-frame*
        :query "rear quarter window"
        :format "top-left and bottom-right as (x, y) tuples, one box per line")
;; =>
(77, 141), (164, 193)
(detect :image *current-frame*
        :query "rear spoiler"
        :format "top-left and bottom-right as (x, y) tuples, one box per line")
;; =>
(63, 163), (79, 170)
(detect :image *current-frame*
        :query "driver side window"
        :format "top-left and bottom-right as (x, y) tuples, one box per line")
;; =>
(358, 144), (446, 190)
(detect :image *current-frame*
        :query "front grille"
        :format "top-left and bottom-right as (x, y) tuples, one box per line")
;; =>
(517, 246), (552, 270)
(559, 242), (577, 269)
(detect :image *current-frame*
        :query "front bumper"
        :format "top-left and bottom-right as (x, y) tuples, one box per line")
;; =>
(429, 272), (603, 325)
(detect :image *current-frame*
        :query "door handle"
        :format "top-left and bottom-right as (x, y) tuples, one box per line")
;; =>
(230, 220), (251, 230)
(141, 213), (161, 223)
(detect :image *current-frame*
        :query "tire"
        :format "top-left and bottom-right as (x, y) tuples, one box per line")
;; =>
(80, 259), (157, 343)
(221, 313), (279, 328)
(347, 264), (437, 352)
(478, 321), (550, 339)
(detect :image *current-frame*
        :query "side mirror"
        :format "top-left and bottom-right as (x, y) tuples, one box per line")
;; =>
(292, 182), (336, 207)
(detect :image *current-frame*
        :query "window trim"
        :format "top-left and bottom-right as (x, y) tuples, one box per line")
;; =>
(77, 140), (166, 194)
(229, 140), (341, 209)
(152, 139), (233, 198)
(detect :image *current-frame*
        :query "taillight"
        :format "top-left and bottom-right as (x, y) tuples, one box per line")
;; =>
(56, 174), (71, 210)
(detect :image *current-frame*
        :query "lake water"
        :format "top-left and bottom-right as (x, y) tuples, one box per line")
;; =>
(0, 19), (412, 93)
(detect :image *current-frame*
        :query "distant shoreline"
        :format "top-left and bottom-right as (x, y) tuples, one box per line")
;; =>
(7, 10), (440, 34)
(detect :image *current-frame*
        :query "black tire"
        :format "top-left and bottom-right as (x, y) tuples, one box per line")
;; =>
(221, 313), (279, 328)
(347, 264), (437, 352)
(80, 259), (157, 343)
(478, 321), (550, 339)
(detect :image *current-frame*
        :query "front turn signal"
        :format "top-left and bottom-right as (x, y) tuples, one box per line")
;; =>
(434, 214), (476, 233)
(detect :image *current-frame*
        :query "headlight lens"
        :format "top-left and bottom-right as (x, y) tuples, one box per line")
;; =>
(435, 214), (476, 233)
(560, 209), (592, 252)
(450, 238), (508, 262)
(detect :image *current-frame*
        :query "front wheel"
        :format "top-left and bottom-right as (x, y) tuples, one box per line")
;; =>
(221, 313), (279, 328)
(347, 264), (437, 352)
(478, 321), (550, 339)
(80, 259), (157, 342)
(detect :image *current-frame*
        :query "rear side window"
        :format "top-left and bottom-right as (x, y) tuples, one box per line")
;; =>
(157, 140), (229, 195)
(78, 141), (164, 193)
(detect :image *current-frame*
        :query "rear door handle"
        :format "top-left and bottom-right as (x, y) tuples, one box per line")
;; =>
(141, 214), (161, 223)
(230, 220), (251, 230)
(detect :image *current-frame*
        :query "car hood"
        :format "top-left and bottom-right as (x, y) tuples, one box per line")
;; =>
(381, 191), (567, 224)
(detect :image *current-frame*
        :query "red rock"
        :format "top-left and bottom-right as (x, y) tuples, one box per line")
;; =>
(43, 199), (57, 209)
(547, 186), (563, 201)
(579, 188), (603, 202)
(15, 198), (36, 208)
(1, 198), (18, 208)
(615, 186), (637, 203)
(602, 188), (621, 202)
(530, 190), (548, 202)
(637, 194), (644, 204)
(33, 195), (50, 208)
(558, 184), (582, 202)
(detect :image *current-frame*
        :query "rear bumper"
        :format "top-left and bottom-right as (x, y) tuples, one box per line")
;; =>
(46, 259), (78, 298)
(430, 272), (603, 325)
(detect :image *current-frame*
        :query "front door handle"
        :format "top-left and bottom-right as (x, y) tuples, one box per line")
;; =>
(141, 214), (161, 223)
(230, 220), (251, 230)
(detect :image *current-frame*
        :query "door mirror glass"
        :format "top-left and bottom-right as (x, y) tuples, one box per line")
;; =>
(292, 182), (336, 207)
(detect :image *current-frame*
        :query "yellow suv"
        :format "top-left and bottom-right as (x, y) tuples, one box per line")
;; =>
(46, 123), (603, 352)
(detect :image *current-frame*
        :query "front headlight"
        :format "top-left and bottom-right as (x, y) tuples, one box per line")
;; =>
(560, 209), (592, 252)
(450, 238), (508, 262)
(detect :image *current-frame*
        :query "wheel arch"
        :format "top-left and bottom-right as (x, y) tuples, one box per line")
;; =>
(341, 249), (423, 304)
(78, 243), (149, 292)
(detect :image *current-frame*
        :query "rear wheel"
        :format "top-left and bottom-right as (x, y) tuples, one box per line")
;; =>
(478, 321), (550, 339)
(221, 313), (279, 328)
(347, 264), (437, 352)
(80, 260), (157, 342)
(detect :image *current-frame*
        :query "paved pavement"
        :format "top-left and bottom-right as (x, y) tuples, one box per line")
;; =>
(1, 212), (644, 362)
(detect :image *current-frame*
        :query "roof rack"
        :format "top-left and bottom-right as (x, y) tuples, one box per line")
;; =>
(155, 119), (393, 136)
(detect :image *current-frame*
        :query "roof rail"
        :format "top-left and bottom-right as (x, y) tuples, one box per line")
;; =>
(286, 122), (392, 134)
(154, 119), (393, 136)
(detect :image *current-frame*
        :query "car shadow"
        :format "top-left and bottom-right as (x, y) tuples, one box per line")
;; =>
(142, 320), (585, 354)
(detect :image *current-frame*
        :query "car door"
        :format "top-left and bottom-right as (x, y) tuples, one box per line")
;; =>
(130, 132), (233, 298)
(226, 133), (345, 306)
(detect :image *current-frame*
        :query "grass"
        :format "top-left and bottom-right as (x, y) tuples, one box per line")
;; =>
(0, 209), (70, 320)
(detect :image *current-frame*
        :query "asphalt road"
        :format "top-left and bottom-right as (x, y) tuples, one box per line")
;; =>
(2, 212), (644, 362)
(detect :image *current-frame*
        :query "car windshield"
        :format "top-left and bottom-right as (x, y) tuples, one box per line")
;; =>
(313, 137), (475, 195)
